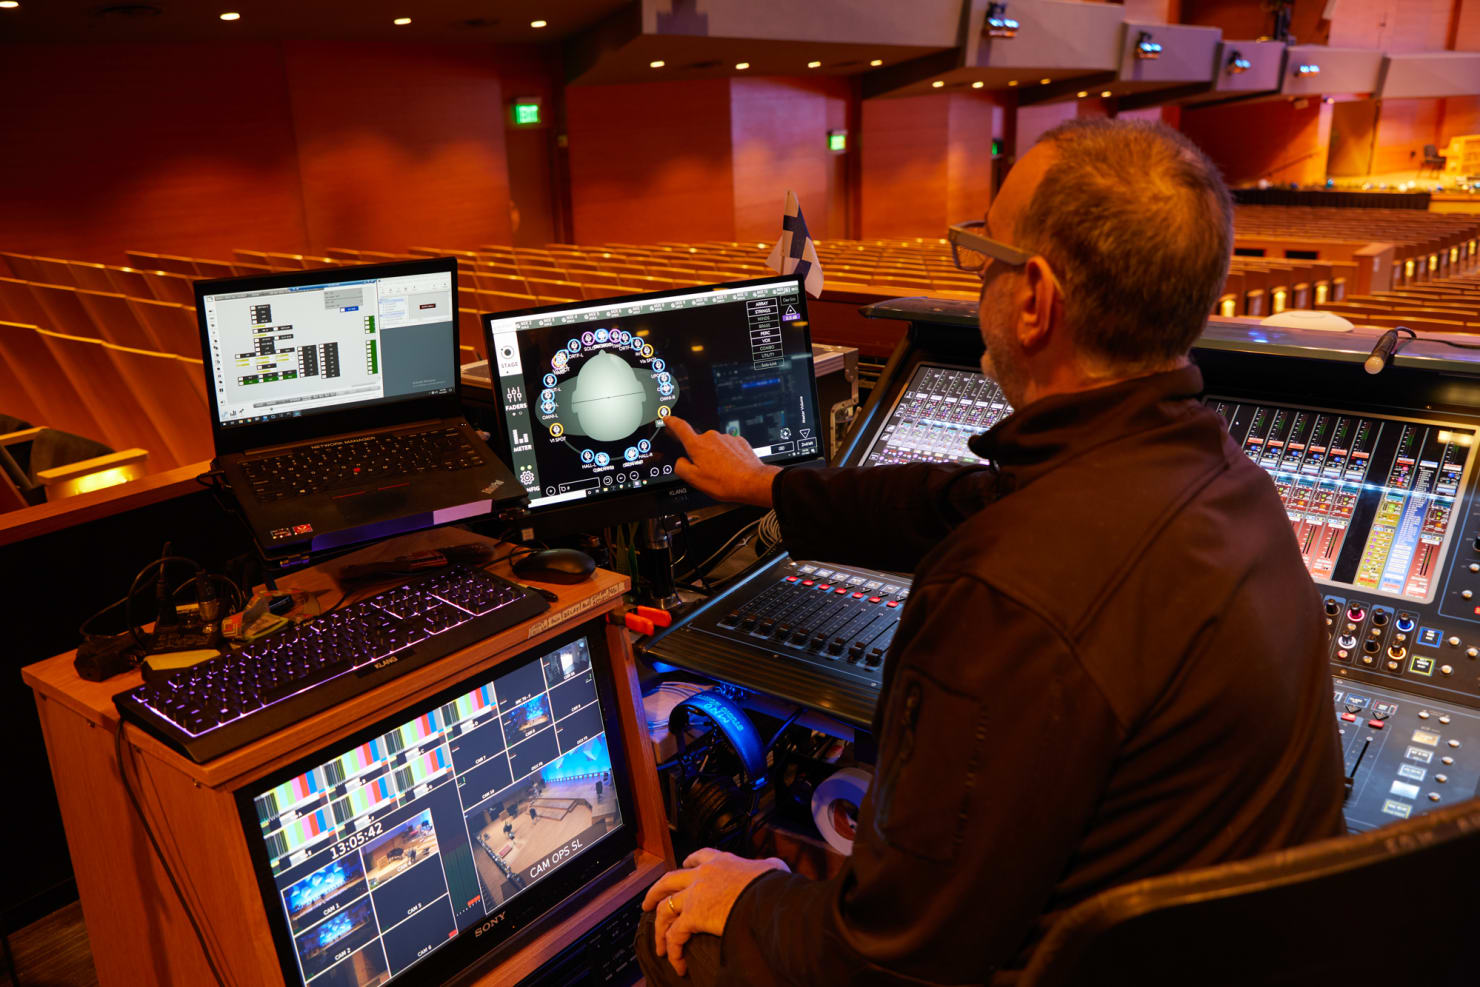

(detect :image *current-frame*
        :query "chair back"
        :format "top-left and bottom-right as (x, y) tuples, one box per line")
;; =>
(1019, 799), (1480, 987)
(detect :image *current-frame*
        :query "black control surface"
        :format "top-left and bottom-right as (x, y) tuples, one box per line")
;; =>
(644, 558), (904, 727)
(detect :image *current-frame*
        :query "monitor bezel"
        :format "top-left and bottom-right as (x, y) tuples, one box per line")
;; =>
(232, 618), (640, 987)
(480, 274), (825, 536)
(195, 256), (464, 456)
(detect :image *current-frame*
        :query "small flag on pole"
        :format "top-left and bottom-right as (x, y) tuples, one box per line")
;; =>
(766, 190), (824, 298)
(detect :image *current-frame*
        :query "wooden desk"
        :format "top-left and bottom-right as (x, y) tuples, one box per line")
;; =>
(22, 531), (673, 986)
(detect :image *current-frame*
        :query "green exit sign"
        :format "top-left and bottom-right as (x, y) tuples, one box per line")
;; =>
(828, 130), (847, 152)
(512, 100), (542, 126)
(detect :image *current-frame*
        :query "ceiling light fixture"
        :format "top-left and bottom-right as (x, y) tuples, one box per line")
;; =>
(932, 80), (945, 88)
(1101, 90), (1112, 97)
(219, 11), (240, 20)
(0, 2), (20, 8)
(393, 17), (411, 25)
(972, 81), (985, 89)
(1039, 77), (1051, 84)
(869, 59), (883, 67)
(735, 62), (750, 70)
(530, 19), (547, 28)
(650, 60), (665, 68)
(807, 60), (822, 69)
(1077, 90), (1087, 98)
(1007, 80), (1019, 87)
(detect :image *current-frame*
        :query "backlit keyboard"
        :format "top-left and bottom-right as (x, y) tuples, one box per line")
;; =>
(115, 565), (548, 763)
(242, 426), (485, 502)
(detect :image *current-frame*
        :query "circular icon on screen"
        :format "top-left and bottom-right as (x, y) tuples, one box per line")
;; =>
(501, 345), (515, 360)
(551, 352), (567, 370)
(663, 465), (673, 475)
(650, 467), (660, 476)
(631, 337), (644, 352)
(637, 439), (651, 453)
(657, 382), (674, 397)
(642, 344), (654, 358)
(618, 330), (631, 344)
(520, 470), (534, 485)
(657, 372), (671, 384)
(617, 473), (627, 484)
(595, 328), (610, 343)
(543, 374), (557, 388)
(545, 486), (556, 496)
(567, 339), (581, 353)
(603, 475), (613, 486)
(540, 388), (554, 402)
(541, 400), (556, 415)
(624, 446), (638, 462)
(551, 423), (566, 437)
(652, 359), (665, 372)
(581, 332), (595, 346)
(630, 472), (640, 483)
(581, 449), (594, 464)
(595, 452), (610, 466)
(658, 406), (671, 418)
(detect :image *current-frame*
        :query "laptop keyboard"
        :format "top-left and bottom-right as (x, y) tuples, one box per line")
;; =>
(242, 426), (485, 502)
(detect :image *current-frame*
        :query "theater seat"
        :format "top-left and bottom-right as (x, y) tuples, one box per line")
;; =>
(1017, 798), (1480, 986)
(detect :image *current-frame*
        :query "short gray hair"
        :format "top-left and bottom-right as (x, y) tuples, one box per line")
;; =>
(1015, 118), (1232, 371)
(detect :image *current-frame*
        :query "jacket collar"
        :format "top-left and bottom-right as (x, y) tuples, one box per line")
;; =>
(968, 363), (1205, 491)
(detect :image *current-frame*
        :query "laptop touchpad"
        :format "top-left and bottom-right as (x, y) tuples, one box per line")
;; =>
(334, 487), (409, 522)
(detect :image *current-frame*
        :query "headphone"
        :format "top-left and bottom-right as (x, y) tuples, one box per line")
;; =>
(667, 689), (768, 849)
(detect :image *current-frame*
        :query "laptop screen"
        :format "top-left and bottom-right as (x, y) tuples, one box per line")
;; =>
(200, 263), (457, 430)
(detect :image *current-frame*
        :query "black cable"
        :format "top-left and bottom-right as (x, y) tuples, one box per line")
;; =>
(113, 719), (228, 987)
(764, 708), (806, 756)
(125, 555), (204, 647)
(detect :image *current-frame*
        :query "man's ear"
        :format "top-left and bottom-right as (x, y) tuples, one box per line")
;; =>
(1015, 256), (1058, 351)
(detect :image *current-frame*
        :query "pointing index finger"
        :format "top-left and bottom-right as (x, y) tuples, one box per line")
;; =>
(664, 414), (696, 443)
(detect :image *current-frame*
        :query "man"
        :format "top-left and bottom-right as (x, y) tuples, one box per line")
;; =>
(638, 119), (1346, 985)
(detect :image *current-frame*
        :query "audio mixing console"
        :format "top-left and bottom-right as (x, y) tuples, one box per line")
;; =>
(646, 316), (1480, 833)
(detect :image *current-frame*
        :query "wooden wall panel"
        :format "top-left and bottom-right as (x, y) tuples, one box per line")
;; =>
(1371, 98), (1446, 174)
(730, 77), (849, 243)
(283, 42), (512, 254)
(860, 95), (952, 238)
(1327, 0), (1452, 51)
(0, 43), (308, 265)
(1181, 97), (1331, 186)
(566, 80), (737, 244)
(945, 96), (999, 227)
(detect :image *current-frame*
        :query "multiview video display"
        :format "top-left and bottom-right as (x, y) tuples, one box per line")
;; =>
(1209, 399), (1477, 604)
(238, 631), (630, 987)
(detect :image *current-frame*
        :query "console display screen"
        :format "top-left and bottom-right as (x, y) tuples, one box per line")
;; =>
(485, 278), (822, 512)
(1209, 399), (1476, 603)
(239, 630), (631, 987)
(860, 363), (1011, 466)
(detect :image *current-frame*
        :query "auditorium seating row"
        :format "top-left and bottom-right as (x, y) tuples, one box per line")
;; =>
(0, 319), (212, 475)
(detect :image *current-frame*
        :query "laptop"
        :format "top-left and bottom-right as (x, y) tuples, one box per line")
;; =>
(194, 257), (522, 561)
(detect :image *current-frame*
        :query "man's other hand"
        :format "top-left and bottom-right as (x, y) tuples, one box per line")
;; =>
(641, 849), (790, 977)
(664, 416), (780, 508)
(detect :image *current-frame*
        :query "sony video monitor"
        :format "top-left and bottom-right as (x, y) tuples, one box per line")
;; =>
(236, 623), (637, 987)
(483, 277), (824, 528)
(1208, 398), (1477, 604)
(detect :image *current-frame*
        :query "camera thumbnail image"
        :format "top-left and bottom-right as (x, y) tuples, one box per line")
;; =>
(294, 898), (378, 981)
(283, 853), (368, 935)
(363, 809), (440, 890)
(540, 640), (592, 686)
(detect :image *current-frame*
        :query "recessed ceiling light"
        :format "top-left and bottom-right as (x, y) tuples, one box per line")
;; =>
(650, 60), (665, 69)
(1007, 80), (1018, 87)
(1040, 77), (1051, 84)
(393, 17), (411, 25)
(971, 81), (984, 89)
(807, 60), (822, 69)
(1101, 90), (1112, 98)
(219, 11), (240, 20)
(869, 59), (883, 67)
(0, 2), (20, 8)
(735, 62), (750, 70)
(530, 19), (547, 28)
(932, 80), (945, 88)
(1077, 90), (1087, 98)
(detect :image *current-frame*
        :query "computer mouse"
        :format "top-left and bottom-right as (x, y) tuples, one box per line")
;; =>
(511, 547), (596, 584)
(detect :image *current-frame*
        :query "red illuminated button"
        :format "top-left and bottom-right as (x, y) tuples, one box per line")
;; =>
(802, 580), (815, 587)
(852, 592), (865, 599)
(886, 600), (899, 608)
(817, 583), (830, 590)
(1340, 712), (1357, 722)
(785, 575), (799, 582)
(1368, 719), (1385, 729)
(868, 596), (882, 604)
(835, 587), (848, 595)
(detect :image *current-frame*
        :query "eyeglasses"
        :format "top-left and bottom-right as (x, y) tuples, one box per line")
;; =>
(948, 220), (1033, 274)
